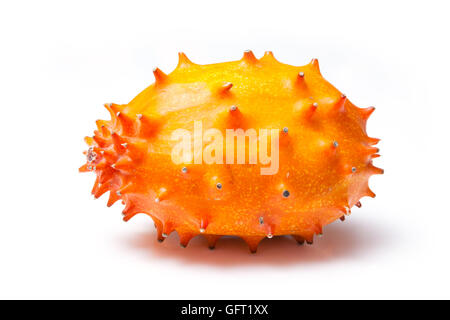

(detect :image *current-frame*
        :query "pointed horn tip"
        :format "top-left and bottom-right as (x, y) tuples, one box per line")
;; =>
(153, 67), (167, 83)
(122, 210), (139, 222)
(367, 106), (376, 112)
(310, 58), (321, 71)
(242, 50), (257, 62)
(219, 82), (233, 93)
(370, 137), (381, 144)
(117, 111), (125, 118)
(361, 106), (376, 119)
(366, 189), (376, 198)
(177, 52), (193, 65)
(260, 51), (277, 62)
(335, 94), (347, 110)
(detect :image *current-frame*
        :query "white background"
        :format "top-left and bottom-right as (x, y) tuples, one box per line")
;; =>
(0, 0), (449, 299)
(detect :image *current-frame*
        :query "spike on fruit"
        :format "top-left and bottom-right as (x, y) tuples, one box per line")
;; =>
(304, 102), (318, 120)
(161, 222), (175, 238)
(260, 51), (278, 63)
(292, 235), (305, 245)
(153, 67), (168, 86)
(218, 82), (233, 96)
(178, 232), (195, 248)
(177, 52), (194, 68)
(360, 106), (375, 119)
(296, 71), (308, 91)
(335, 95), (347, 112)
(80, 53), (383, 253)
(242, 236), (265, 254)
(205, 235), (220, 250)
(242, 50), (258, 64)
(309, 58), (321, 74)
(117, 112), (137, 136)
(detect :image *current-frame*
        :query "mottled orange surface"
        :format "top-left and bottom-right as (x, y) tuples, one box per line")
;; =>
(80, 51), (382, 252)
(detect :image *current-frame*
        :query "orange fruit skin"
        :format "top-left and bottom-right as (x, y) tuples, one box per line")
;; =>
(80, 51), (382, 253)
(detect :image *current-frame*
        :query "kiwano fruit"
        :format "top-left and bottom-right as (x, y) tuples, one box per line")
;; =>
(80, 51), (383, 253)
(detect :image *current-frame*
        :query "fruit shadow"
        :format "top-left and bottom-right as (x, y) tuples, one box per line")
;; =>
(123, 216), (392, 267)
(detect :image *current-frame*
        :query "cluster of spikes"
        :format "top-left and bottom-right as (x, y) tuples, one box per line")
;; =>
(80, 50), (383, 253)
